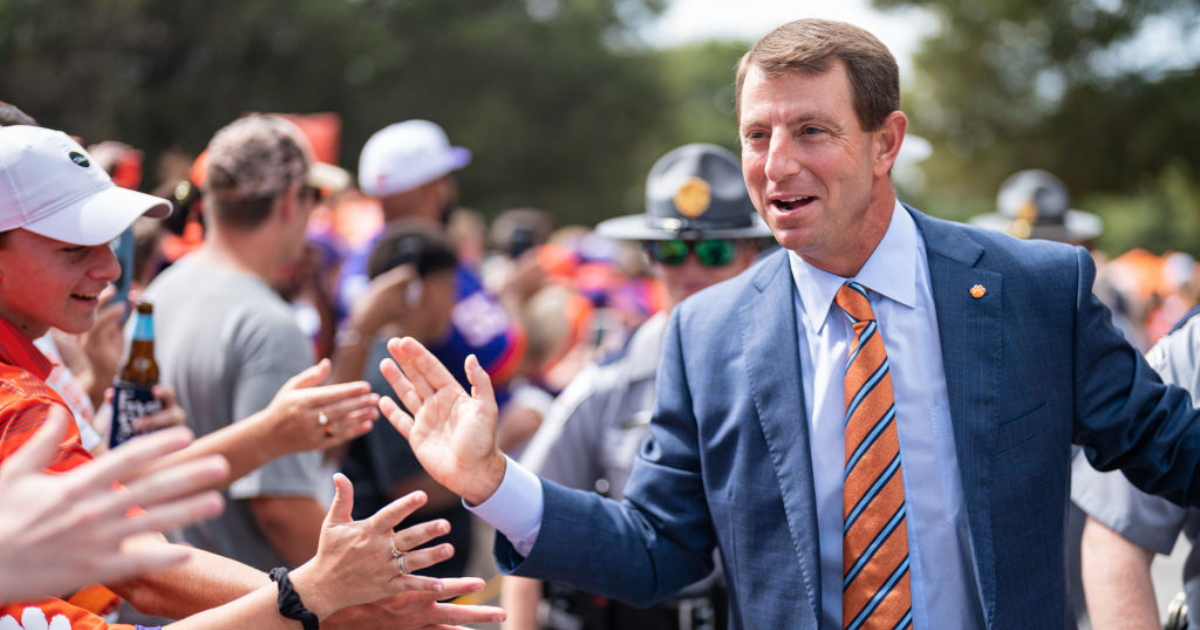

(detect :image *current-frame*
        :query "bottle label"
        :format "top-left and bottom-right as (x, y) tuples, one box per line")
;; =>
(132, 311), (154, 341)
(110, 381), (163, 448)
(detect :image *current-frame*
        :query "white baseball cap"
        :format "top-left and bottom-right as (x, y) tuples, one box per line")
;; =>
(358, 120), (471, 198)
(0, 125), (171, 246)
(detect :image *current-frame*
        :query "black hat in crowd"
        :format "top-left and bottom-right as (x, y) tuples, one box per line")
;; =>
(596, 143), (773, 241)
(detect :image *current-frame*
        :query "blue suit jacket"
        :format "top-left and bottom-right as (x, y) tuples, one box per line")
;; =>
(497, 208), (1200, 629)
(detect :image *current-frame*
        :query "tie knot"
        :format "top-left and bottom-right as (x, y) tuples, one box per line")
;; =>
(835, 282), (876, 323)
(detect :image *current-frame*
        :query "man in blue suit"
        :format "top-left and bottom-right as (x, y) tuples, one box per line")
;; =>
(378, 18), (1200, 629)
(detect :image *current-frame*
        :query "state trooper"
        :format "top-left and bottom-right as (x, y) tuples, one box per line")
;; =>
(500, 143), (773, 630)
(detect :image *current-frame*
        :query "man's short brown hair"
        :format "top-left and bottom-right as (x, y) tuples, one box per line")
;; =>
(204, 114), (311, 230)
(735, 19), (899, 132)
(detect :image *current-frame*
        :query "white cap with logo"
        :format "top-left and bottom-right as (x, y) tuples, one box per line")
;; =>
(358, 120), (471, 198)
(0, 125), (171, 246)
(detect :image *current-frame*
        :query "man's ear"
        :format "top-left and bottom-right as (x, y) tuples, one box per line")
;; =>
(276, 188), (297, 223)
(873, 111), (908, 179)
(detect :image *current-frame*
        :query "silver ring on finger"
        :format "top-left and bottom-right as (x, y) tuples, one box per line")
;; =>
(396, 551), (409, 576)
(318, 411), (334, 438)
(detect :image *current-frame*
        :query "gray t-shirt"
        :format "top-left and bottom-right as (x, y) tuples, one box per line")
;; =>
(1072, 313), (1200, 624)
(144, 255), (321, 571)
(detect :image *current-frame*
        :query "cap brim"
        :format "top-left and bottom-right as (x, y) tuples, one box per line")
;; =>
(308, 162), (352, 193)
(448, 146), (472, 171)
(22, 185), (172, 246)
(968, 213), (1010, 234)
(595, 213), (775, 241)
(969, 209), (1102, 242)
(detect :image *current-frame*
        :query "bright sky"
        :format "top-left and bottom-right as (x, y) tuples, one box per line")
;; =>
(644, 0), (938, 72)
(647, 1), (1200, 79)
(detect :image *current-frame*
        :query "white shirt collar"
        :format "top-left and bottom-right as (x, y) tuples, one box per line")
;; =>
(787, 200), (919, 331)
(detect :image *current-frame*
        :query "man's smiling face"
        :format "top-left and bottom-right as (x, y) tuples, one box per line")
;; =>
(0, 229), (120, 338)
(738, 60), (902, 276)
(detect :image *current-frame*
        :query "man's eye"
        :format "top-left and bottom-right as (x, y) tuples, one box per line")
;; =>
(801, 126), (822, 135)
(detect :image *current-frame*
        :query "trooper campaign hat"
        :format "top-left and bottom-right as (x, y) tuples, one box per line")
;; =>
(970, 169), (1102, 243)
(596, 143), (772, 241)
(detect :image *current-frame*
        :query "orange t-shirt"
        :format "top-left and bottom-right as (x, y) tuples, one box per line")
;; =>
(0, 316), (146, 629)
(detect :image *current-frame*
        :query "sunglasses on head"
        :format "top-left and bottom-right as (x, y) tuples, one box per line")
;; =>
(645, 239), (736, 267)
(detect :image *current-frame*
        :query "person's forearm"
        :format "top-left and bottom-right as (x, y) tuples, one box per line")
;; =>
(138, 417), (275, 490)
(166, 564), (338, 630)
(251, 496), (326, 568)
(330, 328), (373, 385)
(500, 576), (543, 630)
(1081, 516), (1160, 630)
(165, 584), (296, 630)
(110, 532), (269, 619)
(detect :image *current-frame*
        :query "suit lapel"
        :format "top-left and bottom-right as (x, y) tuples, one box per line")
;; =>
(912, 208), (1002, 628)
(741, 250), (822, 626)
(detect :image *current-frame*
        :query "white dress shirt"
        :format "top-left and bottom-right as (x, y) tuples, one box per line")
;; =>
(470, 202), (985, 629)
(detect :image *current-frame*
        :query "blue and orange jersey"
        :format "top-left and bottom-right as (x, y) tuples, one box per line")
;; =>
(336, 236), (525, 399)
(429, 265), (525, 398)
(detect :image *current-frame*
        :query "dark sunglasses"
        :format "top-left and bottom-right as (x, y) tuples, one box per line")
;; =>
(645, 239), (736, 267)
(301, 185), (325, 203)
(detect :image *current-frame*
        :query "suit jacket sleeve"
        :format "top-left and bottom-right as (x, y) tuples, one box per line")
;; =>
(493, 308), (716, 607)
(1072, 246), (1200, 506)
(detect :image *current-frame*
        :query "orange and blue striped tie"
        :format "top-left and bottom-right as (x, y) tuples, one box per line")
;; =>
(836, 281), (912, 630)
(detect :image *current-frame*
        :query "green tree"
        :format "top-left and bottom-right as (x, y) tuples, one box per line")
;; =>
(877, 0), (1200, 255)
(0, 0), (680, 226)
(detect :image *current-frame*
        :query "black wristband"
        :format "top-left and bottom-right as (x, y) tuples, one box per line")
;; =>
(269, 567), (320, 630)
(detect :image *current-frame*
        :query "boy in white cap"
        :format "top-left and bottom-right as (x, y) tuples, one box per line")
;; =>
(0, 124), (506, 629)
(0, 124), (225, 608)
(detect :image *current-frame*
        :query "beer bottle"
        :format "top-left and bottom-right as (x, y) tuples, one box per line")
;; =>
(110, 301), (163, 448)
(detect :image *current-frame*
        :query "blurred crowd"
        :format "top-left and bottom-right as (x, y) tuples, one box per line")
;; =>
(4, 45), (1200, 627)
(0, 99), (769, 629)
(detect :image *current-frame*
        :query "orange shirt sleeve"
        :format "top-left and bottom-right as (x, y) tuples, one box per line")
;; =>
(0, 397), (93, 474)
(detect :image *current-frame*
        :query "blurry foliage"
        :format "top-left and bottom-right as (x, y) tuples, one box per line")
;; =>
(0, 0), (739, 226)
(879, 0), (1200, 256)
(1088, 163), (1200, 256)
(15, 0), (1197, 257)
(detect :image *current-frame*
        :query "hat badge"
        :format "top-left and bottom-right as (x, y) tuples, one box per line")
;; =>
(673, 177), (711, 219)
(1008, 199), (1038, 240)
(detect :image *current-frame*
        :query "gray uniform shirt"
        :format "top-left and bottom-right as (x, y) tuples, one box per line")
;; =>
(144, 256), (321, 571)
(521, 313), (721, 598)
(1072, 313), (1200, 624)
(521, 313), (664, 498)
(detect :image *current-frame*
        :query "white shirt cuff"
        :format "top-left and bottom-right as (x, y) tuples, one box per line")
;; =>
(464, 454), (543, 557)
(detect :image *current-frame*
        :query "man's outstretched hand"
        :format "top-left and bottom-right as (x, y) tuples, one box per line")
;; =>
(379, 337), (507, 505)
